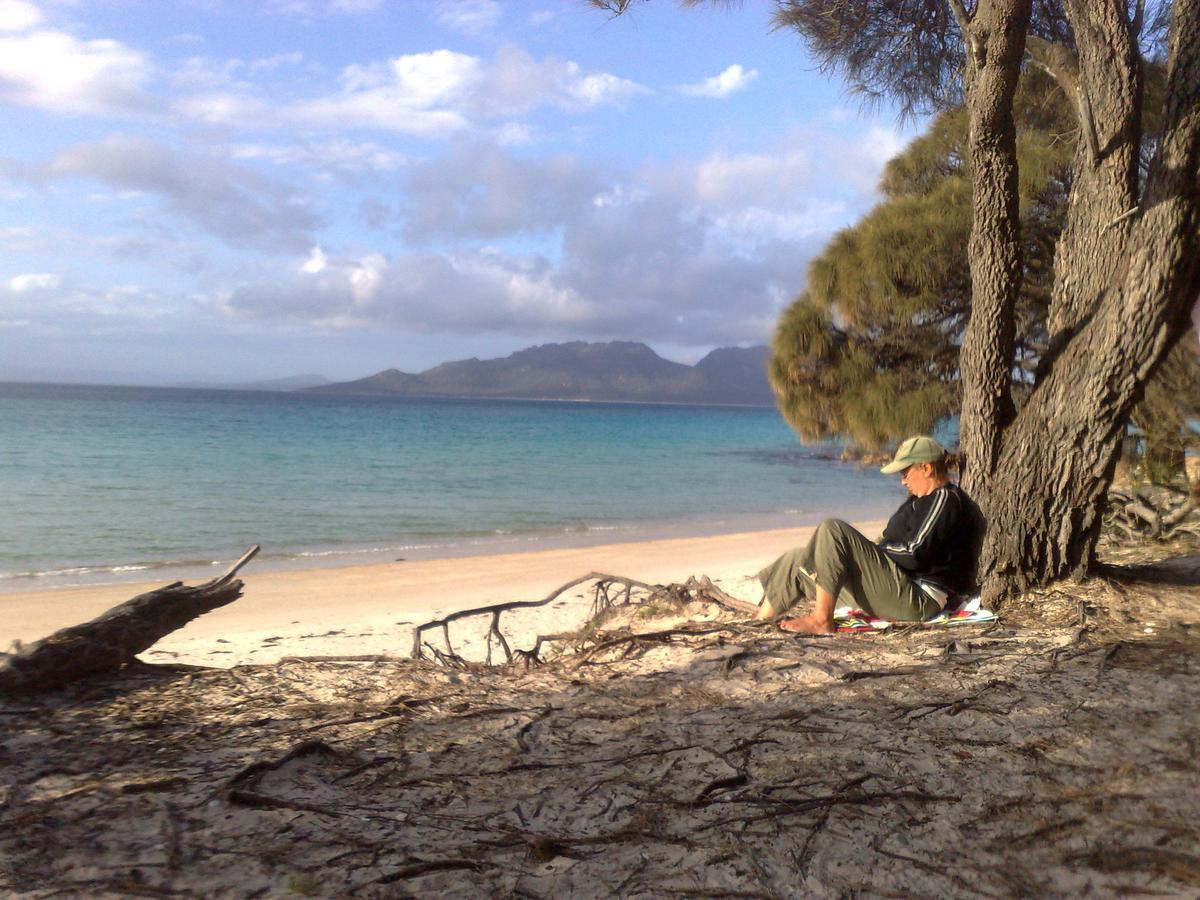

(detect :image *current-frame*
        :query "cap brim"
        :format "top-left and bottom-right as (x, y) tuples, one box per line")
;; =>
(879, 460), (909, 474)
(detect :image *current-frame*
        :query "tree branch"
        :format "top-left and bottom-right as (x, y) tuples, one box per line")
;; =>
(0, 545), (260, 695)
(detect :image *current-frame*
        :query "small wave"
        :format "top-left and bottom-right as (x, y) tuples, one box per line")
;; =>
(292, 544), (440, 559)
(0, 557), (216, 582)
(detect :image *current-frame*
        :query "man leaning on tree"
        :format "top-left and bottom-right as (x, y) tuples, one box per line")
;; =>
(757, 436), (983, 635)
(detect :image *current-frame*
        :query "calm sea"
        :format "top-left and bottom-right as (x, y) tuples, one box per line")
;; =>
(0, 382), (903, 592)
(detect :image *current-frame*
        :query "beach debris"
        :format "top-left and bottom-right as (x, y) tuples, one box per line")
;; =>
(410, 572), (758, 668)
(0, 545), (260, 695)
(1103, 484), (1199, 545)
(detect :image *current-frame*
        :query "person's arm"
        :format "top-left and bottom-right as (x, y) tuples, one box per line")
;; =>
(879, 488), (958, 572)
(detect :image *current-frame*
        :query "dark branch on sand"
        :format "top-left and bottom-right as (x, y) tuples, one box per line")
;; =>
(410, 571), (759, 668)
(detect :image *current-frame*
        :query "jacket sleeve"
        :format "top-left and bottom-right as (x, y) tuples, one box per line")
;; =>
(879, 488), (958, 573)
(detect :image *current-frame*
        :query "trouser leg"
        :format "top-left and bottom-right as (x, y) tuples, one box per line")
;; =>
(759, 519), (938, 621)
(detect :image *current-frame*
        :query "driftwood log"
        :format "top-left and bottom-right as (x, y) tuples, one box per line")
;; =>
(0, 545), (259, 695)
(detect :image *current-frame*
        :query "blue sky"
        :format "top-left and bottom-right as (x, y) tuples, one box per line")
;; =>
(0, 0), (917, 385)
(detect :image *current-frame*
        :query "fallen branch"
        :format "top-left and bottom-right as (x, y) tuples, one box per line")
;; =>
(410, 571), (654, 661)
(570, 624), (747, 670)
(411, 571), (758, 667)
(0, 545), (259, 695)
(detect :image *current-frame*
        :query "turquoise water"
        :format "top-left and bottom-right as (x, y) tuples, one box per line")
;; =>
(0, 383), (903, 591)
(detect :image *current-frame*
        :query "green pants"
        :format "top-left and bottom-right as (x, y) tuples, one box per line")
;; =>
(757, 518), (939, 621)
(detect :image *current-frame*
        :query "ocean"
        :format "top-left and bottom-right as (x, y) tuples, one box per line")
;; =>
(0, 382), (904, 592)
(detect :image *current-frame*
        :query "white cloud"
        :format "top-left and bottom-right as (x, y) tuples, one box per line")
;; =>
(8, 272), (60, 292)
(300, 246), (327, 274)
(0, 0), (40, 32)
(48, 135), (319, 252)
(433, 0), (502, 36)
(494, 122), (536, 146)
(0, 26), (156, 115)
(1, 276), (180, 332)
(564, 64), (645, 108)
(402, 140), (600, 240)
(211, 117), (908, 347)
(263, 0), (383, 15)
(289, 49), (480, 135)
(177, 46), (644, 135)
(475, 46), (646, 114)
(220, 248), (597, 333)
(695, 148), (812, 209)
(840, 124), (907, 189)
(680, 64), (758, 99)
(229, 139), (406, 172)
(244, 51), (304, 74)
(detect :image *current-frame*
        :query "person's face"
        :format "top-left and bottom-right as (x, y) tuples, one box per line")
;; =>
(900, 462), (938, 497)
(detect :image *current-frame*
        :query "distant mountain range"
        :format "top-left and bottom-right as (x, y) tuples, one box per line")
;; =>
(307, 341), (775, 406)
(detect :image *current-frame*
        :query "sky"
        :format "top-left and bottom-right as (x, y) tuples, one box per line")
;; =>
(0, 0), (917, 385)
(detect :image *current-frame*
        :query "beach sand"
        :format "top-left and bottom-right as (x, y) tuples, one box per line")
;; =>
(4, 528), (1198, 896)
(1, 519), (887, 666)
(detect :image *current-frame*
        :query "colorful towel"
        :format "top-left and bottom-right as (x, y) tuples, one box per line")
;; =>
(833, 597), (996, 633)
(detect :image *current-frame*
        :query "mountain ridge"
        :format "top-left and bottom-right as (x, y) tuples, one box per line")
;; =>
(308, 341), (774, 406)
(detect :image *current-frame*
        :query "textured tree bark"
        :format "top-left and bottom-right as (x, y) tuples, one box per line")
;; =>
(978, 1), (1200, 604)
(1042, 1), (1144, 340)
(0, 546), (259, 695)
(956, 0), (1032, 492)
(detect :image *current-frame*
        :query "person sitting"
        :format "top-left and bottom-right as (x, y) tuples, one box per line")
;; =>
(756, 435), (983, 634)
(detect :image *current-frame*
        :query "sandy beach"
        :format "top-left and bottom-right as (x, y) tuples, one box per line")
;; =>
(1, 518), (888, 666)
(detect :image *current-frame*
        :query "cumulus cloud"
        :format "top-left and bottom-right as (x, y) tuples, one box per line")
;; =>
(216, 179), (816, 346)
(694, 148), (813, 210)
(262, 0), (384, 15)
(228, 139), (406, 173)
(220, 248), (597, 333)
(0, 0), (40, 32)
(477, 45), (646, 114)
(680, 64), (758, 99)
(178, 45), (644, 136)
(433, 0), (502, 36)
(8, 272), (60, 292)
(402, 141), (601, 239)
(0, 275), (181, 333)
(213, 124), (900, 347)
(0, 20), (157, 116)
(836, 124), (908, 191)
(285, 49), (480, 136)
(48, 135), (319, 252)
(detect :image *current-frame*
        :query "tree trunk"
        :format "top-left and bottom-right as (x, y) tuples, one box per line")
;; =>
(978, 0), (1200, 605)
(956, 0), (1032, 491)
(1040, 1), (1144, 342)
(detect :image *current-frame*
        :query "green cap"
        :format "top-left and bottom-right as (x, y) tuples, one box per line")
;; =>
(880, 435), (947, 474)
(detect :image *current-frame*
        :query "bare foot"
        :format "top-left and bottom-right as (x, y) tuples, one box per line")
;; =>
(778, 614), (836, 635)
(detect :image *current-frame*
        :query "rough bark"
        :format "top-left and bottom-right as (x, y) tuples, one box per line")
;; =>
(978, 0), (1200, 604)
(0, 546), (259, 695)
(956, 0), (1032, 492)
(1039, 2), (1144, 343)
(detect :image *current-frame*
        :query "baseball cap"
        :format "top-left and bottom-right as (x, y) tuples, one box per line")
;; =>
(880, 435), (947, 474)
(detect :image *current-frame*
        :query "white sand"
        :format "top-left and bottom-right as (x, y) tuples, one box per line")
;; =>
(1, 519), (888, 666)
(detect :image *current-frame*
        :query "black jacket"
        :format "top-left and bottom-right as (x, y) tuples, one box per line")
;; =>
(878, 483), (983, 595)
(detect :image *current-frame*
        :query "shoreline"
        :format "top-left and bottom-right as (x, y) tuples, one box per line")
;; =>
(1, 518), (888, 666)
(0, 502), (895, 596)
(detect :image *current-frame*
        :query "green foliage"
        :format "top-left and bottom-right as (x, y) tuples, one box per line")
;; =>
(770, 71), (1075, 451)
(770, 62), (1198, 472)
